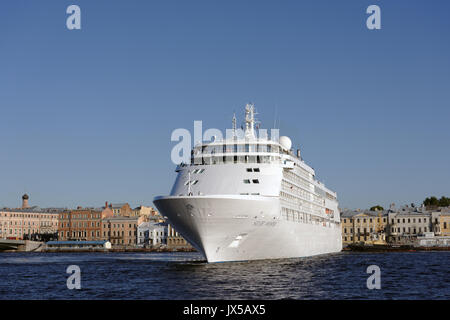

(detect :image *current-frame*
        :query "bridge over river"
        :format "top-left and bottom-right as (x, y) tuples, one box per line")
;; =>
(0, 239), (44, 252)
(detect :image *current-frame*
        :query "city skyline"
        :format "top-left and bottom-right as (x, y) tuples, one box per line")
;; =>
(1, 0), (449, 209)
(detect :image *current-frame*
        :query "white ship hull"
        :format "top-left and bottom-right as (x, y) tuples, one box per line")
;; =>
(154, 195), (342, 262)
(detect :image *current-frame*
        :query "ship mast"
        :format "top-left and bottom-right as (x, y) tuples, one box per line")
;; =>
(244, 103), (256, 139)
(232, 112), (237, 138)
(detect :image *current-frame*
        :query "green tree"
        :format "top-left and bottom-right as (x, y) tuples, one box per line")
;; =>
(423, 196), (450, 207)
(438, 196), (450, 207)
(370, 205), (384, 211)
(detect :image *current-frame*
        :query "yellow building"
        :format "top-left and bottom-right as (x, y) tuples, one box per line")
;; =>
(341, 210), (388, 245)
(167, 224), (193, 249)
(132, 205), (159, 218)
(439, 212), (450, 236)
(109, 203), (132, 217)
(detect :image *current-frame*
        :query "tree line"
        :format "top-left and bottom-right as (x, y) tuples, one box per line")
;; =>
(423, 196), (450, 207)
(368, 196), (449, 212)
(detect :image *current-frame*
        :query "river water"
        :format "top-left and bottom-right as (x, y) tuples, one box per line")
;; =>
(0, 251), (448, 299)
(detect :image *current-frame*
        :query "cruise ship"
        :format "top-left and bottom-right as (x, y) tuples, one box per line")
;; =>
(154, 104), (342, 262)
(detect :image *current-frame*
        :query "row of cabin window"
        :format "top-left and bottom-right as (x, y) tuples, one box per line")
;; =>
(191, 155), (279, 165)
(280, 192), (323, 215)
(198, 144), (285, 154)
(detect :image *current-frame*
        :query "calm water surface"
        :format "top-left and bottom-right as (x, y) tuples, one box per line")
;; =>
(0, 251), (448, 299)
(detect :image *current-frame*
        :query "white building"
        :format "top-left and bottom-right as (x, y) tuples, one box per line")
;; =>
(416, 232), (450, 247)
(137, 222), (167, 247)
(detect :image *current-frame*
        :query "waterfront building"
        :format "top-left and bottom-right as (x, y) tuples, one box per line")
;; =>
(101, 202), (114, 218)
(137, 222), (167, 247)
(387, 205), (439, 244)
(110, 203), (133, 217)
(341, 209), (388, 245)
(149, 212), (165, 223)
(133, 205), (159, 218)
(416, 232), (450, 247)
(341, 204), (450, 246)
(439, 211), (450, 236)
(59, 207), (113, 241)
(0, 194), (60, 240)
(101, 216), (145, 247)
(137, 222), (150, 246)
(167, 224), (193, 249)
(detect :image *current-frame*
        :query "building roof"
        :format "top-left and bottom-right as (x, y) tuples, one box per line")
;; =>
(138, 221), (166, 228)
(111, 203), (128, 208)
(0, 207), (65, 214)
(103, 216), (139, 221)
(340, 205), (450, 218)
(393, 210), (430, 216)
(340, 209), (388, 218)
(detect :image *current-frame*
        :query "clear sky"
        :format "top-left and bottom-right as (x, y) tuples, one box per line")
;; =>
(0, 0), (449, 210)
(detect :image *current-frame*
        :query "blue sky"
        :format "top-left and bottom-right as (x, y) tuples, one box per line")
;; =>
(0, 0), (449, 210)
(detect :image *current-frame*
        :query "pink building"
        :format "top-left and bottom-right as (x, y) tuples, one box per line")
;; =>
(0, 194), (60, 240)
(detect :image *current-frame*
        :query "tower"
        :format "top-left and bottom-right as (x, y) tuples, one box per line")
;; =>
(22, 193), (30, 208)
